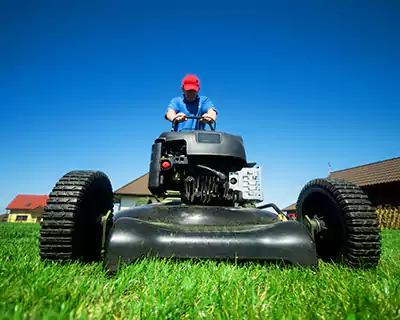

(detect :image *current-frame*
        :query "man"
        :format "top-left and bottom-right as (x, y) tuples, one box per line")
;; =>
(165, 74), (218, 132)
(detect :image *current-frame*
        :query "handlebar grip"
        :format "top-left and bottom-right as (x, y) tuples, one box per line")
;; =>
(171, 116), (216, 131)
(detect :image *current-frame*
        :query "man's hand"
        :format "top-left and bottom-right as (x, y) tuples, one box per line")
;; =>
(173, 112), (187, 123)
(200, 113), (215, 123)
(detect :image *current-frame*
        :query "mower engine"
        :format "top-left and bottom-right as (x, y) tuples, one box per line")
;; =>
(148, 131), (263, 206)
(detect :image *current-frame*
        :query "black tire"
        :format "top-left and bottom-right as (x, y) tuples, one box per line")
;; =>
(39, 170), (114, 263)
(296, 178), (381, 268)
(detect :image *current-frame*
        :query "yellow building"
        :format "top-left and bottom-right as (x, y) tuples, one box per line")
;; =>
(5, 194), (49, 223)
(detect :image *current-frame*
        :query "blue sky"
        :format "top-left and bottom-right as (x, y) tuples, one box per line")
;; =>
(1, 0), (399, 211)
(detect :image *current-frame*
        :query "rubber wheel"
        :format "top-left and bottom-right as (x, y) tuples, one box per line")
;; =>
(296, 178), (381, 268)
(39, 170), (114, 263)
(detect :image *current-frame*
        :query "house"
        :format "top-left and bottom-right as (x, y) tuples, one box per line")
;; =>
(282, 203), (297, 217)
(113, 173), (156, 211)
(5, 194), (49, 223)
(282, 157), (400, 214)
(115, 157), (400, 218)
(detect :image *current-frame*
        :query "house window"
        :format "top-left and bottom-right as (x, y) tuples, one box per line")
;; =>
(16, 215), (28, 221)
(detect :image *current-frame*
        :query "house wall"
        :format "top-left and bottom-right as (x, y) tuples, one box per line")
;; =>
(8, 208), (44, 223)
(119, 196), (140, 211)
(280, 181), (399, 218)
(362, 181), (400, 206)
(118, 195), (157, 211)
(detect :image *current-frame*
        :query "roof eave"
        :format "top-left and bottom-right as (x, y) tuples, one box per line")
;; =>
(7, 206), (44, 211)
(113, 172), (150, 194)
(113, 192), (154, 197)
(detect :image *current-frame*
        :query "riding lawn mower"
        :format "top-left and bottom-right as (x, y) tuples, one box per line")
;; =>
(39, 116), (382, 271)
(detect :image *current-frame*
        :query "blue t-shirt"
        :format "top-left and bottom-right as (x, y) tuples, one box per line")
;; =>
(166, 95), (218, 132)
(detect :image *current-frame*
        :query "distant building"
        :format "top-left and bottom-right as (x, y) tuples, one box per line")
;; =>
(282, 157), (400, 214)
(6, 194), (49, 223)
(113, 173), (156, 211)
(281, 203), (297, 218)
(113, 157), (400, 217)
(0, 213), (9, 222)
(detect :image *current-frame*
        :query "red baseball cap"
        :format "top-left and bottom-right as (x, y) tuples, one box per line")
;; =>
(182, 74), (200, 92)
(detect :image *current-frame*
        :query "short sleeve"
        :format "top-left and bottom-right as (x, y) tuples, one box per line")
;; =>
(201, 96), (218, 114)
(165, 97), (180, 116)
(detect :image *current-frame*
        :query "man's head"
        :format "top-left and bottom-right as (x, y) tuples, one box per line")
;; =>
(182, 74), (200, 102)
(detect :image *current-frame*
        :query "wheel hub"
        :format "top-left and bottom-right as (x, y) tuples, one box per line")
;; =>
(304, 215), (327, 242)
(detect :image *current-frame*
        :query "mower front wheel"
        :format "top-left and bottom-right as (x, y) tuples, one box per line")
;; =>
(296, 178), (381, 268)
(39, 170), (114, 263)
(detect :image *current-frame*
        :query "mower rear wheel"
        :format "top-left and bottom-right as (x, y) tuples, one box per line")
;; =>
(296, 178), (381, 268)
(39, 170), (114, 263)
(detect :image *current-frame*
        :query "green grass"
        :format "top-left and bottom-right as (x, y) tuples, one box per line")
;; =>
(0, 223), (400, 319)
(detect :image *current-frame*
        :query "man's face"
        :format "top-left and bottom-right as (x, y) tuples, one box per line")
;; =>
(184, 89), (198, 102)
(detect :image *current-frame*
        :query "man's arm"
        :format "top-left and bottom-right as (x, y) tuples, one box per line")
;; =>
(201, 97), (218, 122)
(205, 108), (217, 121)
(165, 98), (179, 121)
(165, 98), (186, 122)
(166, 108), (178, 122)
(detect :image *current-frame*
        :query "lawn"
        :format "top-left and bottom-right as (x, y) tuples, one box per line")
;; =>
(0, 223), (399, 319)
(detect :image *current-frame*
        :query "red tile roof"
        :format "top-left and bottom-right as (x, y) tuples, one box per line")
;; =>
(327, 157), (400, 186)
(282, 157), (400, 211)
(6, 194), (49, 210)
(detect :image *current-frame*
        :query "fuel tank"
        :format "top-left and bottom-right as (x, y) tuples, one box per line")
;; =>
(156, 131), (247, 160)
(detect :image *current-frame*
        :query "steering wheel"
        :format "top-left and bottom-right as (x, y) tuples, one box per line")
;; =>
(172, 115), (216, 132)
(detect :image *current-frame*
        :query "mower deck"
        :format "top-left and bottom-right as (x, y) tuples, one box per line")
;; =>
(104, 204), (318, 271)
